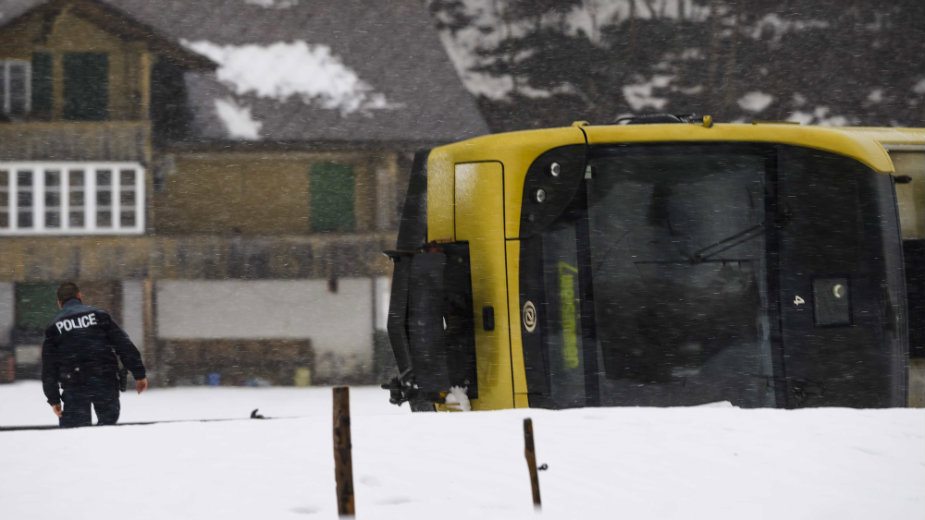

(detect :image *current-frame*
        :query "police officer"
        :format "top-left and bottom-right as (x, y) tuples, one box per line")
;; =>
(41, 282), (148, 427)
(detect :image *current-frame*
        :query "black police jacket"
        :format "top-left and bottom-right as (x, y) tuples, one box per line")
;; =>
(41, 299), (146, 405)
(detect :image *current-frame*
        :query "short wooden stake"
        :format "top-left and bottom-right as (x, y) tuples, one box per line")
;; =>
(333, 386), (355, 517)
(524, 417), (542, 509)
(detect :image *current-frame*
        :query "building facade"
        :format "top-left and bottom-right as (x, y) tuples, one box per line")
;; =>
(0, 0), (489, 385)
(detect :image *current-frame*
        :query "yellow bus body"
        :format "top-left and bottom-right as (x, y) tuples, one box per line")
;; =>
(420, 122), (923, 411)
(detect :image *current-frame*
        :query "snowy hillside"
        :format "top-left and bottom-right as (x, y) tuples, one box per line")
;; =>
(1, 382), (922, 520)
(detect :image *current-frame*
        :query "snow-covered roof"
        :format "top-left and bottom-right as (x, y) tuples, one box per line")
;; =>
(0, 0), (490, 145)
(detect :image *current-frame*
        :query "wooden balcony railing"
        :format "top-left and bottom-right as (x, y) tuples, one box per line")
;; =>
(0, 121), (151, 162)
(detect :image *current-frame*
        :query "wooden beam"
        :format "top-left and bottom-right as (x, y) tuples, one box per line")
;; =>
(139, 50), (151, 121)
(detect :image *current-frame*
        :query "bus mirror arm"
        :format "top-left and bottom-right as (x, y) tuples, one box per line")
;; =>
(381, 370), (418, 406)
(385, 253), (417, 398)
(383, 249), (455, 409)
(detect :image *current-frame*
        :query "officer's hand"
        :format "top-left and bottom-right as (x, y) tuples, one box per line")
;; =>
(136, 378), (148, 394)
(51, 403), (62, 417)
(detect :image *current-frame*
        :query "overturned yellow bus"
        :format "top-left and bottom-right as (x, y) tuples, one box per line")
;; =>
(384, 116), (924, 410)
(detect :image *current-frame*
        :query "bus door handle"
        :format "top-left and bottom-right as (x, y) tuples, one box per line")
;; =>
(482, 306), (495, 331)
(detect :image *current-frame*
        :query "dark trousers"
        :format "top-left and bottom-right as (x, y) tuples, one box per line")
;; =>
(60, 378), (121, 428)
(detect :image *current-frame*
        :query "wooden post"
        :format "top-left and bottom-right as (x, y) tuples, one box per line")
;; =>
(332, 386), (355, 517)
(524, 417), (542, 509)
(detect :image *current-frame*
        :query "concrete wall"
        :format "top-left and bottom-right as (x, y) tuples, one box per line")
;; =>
(910, 359), (925, 408)
(374, 276), (390, 331)
(121, 280), (145, 357)
(893, 151), (925, 240)
(156, 278), (375, 381)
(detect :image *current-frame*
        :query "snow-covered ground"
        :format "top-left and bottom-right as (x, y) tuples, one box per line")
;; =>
(1, 382), (922, 520)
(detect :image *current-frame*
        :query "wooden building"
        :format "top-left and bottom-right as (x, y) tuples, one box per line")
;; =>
(0, 0), (489, 385)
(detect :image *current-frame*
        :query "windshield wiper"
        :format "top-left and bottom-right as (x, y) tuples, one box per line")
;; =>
(689, 223), (765, 264)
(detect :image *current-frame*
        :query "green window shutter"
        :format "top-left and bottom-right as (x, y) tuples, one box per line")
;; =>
(310, 163), (355, 233)
(15, 283), (59, 330)
(63, 53), (108, 121)
(31, 52), (53, 117)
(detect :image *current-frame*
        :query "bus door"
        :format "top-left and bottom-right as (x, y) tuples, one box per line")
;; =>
(517, 145), (595, 409)
(775, 147), (907, 408)
(454, 162), (515, 409)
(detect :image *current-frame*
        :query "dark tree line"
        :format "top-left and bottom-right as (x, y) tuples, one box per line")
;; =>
(430, 0), (925, 131)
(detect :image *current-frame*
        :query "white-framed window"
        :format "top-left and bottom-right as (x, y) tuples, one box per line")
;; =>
(0, 162), (144, 235)
(0, 60), (31, 117)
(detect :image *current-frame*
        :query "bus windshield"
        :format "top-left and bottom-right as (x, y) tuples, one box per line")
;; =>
(586, 147), (775, 407)
(529, 142), (904, 409)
